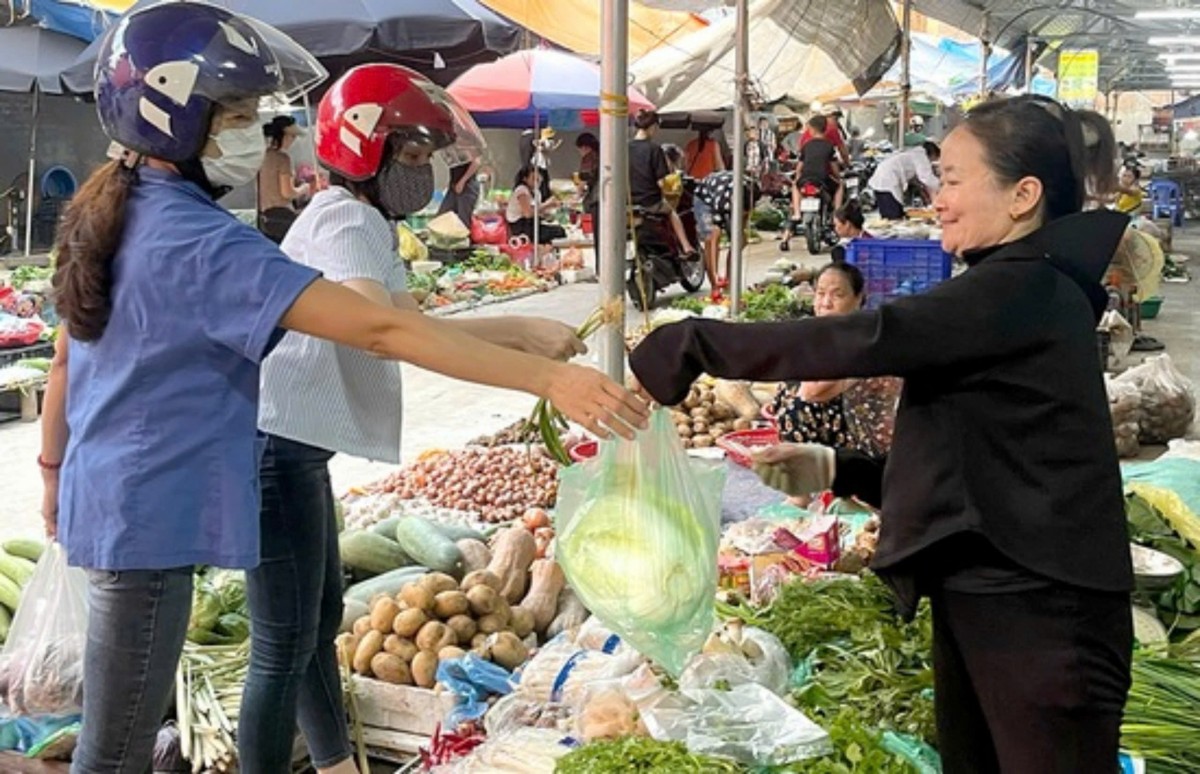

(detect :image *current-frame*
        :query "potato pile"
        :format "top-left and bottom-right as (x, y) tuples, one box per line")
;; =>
(670, 380), (761, 449)
(338, 526), (585, 688)
(338, 570), (532, 687)
(378, 448), (558, 523)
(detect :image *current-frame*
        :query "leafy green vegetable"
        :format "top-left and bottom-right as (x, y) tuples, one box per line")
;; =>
(8, 265), (53, 289)
(726, 575), (937, 746)
(765, 709), (922, 773)
(1127, 494), (1200, 638)
(671, 296), (709, 314)
(187, 586), (222, 637)
(555, 737), (742, 773)
(214, 612), (250, 642)
(737, 284), (804, 322)
(750, 205), (786, 232)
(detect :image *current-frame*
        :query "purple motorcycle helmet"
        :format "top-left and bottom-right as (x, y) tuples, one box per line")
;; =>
(95, 1), (326, 163)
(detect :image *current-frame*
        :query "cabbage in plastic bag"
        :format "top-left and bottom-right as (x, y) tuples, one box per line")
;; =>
(555, 410), (725, 677)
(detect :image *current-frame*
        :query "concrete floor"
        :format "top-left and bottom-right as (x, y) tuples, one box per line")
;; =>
(2, 229), (1197, 543)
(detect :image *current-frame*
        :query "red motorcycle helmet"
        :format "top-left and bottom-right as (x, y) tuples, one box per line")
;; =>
(316, 64), (458, 181)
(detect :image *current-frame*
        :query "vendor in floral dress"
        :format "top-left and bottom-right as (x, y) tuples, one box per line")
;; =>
(770, 262), (900, 460)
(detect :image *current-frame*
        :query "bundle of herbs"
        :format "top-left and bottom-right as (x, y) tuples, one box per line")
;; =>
(1121, 646), (1200, 773)
(718, 574), (937, 746)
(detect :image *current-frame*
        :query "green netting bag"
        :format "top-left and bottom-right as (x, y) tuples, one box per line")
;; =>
(555, 409), (726, 676)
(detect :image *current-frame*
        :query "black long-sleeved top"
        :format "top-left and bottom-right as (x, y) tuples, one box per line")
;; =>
(631, 210), (1134, 595)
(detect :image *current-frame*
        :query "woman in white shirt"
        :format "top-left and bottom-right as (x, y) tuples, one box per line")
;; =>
(506, 164), (566, 245)
(250, 65), (613, 773)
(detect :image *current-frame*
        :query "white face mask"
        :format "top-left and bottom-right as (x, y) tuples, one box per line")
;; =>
(201, 123), (267, 188)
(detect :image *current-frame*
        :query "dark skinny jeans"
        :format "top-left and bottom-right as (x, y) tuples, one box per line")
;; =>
(238, 435), (351, 772)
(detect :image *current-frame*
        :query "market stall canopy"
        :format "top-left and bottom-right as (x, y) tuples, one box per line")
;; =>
(0, 21), (87, 94)
(58, 0), (523, 92)
(478, 0), (708, 59)
(448, 48), (655, 129)
(631, 0), (900, 112)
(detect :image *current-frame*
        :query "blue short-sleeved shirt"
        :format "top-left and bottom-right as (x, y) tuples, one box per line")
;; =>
(58, 167), (320, 571)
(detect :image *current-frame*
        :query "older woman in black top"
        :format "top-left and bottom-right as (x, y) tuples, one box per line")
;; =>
(630, 95), (1131, 773)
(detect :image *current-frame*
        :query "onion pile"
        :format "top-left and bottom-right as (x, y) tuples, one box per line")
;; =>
(379, 448), (558, 524)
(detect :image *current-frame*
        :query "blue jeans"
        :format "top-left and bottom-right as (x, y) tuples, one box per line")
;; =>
(72, 567), (193, 774)
(239, 435), (351, 772)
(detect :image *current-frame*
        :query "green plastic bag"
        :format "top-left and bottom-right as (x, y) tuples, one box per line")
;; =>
(556, 409), (726, 676)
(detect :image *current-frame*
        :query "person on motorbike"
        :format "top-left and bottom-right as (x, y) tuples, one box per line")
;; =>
(868, 141), (941, 220)
(629, 109), (698, 258)
(904, 115), (928, 147)
(783, 115), (841, 252)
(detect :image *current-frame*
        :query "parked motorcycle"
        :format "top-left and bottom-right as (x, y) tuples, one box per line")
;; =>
(626, 177), (705, 310)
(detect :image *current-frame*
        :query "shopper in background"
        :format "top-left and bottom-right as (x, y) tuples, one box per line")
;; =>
(629, 109), (697, 257)
(574, 132), (601, 256)
(868, 141), (941, 220)
(39, 7), (648, 771)
(631, 94), (1130, 772)
(684, 126), (725, 179)
(693, 170), (757, 301)
(258, 115), (310, 243)
(904, 114), (929, 147)
(436, 98), (485, 229)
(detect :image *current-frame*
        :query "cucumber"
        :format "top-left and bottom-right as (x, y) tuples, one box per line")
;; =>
(345, 566), (428, 605)
(429, 521), (484, 543)
(0, 552), (35, 587)
(394, 516), (465, 577)
(370, 516), (402, 540)
(0, 604), (10, 644)
(0, 574), (21, 612)
(338, 530), (414, 577)
(2, 539), (44, 562)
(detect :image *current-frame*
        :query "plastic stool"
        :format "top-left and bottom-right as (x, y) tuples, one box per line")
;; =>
(1149, 179), (1184, 227)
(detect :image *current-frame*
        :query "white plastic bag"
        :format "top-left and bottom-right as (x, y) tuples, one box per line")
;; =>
(1098, 310), (1134, 363)
(1105, 374), (1142, 459)
(680, 625), (791, 696)
(0, 544), (88, 716)
(1116, 354), (1196, 444)
(640, 682), (832, 766)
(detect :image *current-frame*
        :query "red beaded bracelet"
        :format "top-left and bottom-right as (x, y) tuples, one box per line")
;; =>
(37, 455), (62, 471)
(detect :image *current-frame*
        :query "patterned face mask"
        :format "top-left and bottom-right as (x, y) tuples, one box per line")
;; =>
(376, 161), (435, 218)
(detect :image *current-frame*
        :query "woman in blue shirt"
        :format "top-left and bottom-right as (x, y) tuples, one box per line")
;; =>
(37, 5), (647, 772)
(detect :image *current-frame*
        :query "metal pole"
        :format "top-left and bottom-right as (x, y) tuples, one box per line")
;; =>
(24, 87), (39, 257)
(598, 0), (629, 381)
(979, 13), (990, 100)
(728, 0), (748, 315)
(1024, 36), (1034, 95)
(533, 111), (541, 261)
(898, 0), (912, 147)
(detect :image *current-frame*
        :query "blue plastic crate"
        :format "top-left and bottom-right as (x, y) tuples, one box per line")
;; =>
(844, 239), (954, 308)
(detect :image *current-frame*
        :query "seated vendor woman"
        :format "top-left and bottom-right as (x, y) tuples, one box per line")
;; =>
(770, 262), (900, 460)
(506, 164), (566, 244)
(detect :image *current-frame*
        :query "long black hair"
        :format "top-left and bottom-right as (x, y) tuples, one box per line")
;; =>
(961, 95), (1116, 221)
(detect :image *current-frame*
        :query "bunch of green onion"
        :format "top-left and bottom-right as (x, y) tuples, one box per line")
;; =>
(1121, 649), (1200, 772)
(525, 299), (622, 465)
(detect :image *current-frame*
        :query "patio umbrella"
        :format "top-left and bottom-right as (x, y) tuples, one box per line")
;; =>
(60, 0), (523, 92)
(447, 48), (655, 129)
(0, 23), (88, 256)
(0, 22), (86, 94)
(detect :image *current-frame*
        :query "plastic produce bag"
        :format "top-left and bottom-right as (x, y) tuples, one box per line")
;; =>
(555, 410), (726, 676)
(680, 625), (791, 696)
(1098, 310), (1134, 363)
(1115, 355), (1196, 444)
(640, 682), (831, 766)
(0, 544), (88, 716)
(436, 654), (514, 726)
(1106, 374), (1143, 459)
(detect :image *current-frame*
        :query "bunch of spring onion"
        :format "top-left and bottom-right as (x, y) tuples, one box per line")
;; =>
(525, 299), (623, 465)
(1120, 648), (1200, 773)
(175, 640), (249, 773)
